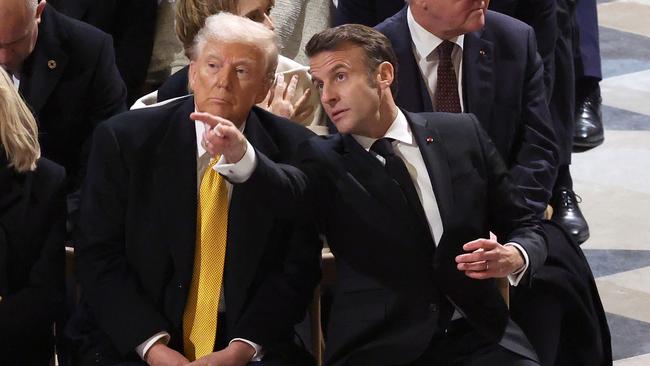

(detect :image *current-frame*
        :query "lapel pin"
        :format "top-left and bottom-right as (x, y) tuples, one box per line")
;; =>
(426, 136), (434, 144)
(47, 60), (57, 70)
(479, 49), (487, 57)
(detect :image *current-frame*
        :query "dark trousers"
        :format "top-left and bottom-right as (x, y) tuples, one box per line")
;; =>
(405, 319), (539, 366)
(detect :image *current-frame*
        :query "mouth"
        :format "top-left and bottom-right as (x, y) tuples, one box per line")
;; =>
(330, 108), (349, 122)
(208, 97), (232, 105)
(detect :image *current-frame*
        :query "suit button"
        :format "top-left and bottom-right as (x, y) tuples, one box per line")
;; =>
(178, 282), (183, 289)
(428, 303), (437, 312)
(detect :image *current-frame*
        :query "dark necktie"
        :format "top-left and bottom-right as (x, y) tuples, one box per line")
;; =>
(435, 40), (461, 113)
(370, 138), (430, 236)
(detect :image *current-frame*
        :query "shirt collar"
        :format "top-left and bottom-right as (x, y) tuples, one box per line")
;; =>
(352, 108), (413, 151)
(407, 6), (464, 61)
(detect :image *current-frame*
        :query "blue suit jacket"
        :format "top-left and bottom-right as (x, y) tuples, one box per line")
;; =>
(376, 9), (558, 215)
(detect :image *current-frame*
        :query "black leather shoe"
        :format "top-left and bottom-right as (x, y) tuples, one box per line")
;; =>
(552, 188), (590, 244)
(574, 86), (604, 149)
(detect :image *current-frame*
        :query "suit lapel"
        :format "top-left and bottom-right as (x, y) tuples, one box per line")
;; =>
(19, 7), (70, 115)
(462, 30), (495, 131)
(387, 8), (433, 113)
(224, 109), (280, 317)
(152, 97), (198, 288)
(340, 135), (414, 216)
(405, 111), (453, 236)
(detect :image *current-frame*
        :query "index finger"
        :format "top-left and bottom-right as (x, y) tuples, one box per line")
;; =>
(462, 238), (498, 252)
(190, 112), (233, 128)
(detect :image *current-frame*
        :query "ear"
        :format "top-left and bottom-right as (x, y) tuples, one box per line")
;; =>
(36, 1), (47, 23)
(188, 61), (197, 91)
(254, 74), (273, 104)
(376, 61), (395, 91)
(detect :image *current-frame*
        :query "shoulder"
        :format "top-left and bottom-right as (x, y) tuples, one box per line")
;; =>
(482, 10), (535, 41)
(42, 5), (112, 48)
(375, 7), (408, 36)
(97, 96), (191, 142)
(252, 107), (316, 142)
(408, 111), (484, 145)
(158, 67), (190, 102)
(28, 158), (66, 198)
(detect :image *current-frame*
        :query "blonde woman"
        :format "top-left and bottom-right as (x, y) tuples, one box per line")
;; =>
(133, 0), (327, 133)
(0, 67), (66, 364)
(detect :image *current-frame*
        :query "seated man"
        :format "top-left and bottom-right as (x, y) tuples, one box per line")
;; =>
(0, 0), (127, 227)
(68, 13), (320, 366)
(201, 24), (546, 366)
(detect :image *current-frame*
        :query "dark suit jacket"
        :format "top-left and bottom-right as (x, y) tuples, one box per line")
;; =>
(68, 96), (321, 364)
(376, 9), (558, 216)
(157, 65), (190, 102)
(489, 0), (557, 100)
(0, 156), (66, 365)
(247, 111), (546, 365)
(334, 0), (405, 27)
(19, 4), (127, 195)
(48, 0), (157, 104)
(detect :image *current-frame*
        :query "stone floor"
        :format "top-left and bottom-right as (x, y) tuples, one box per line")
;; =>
(575, 1), (650, 364)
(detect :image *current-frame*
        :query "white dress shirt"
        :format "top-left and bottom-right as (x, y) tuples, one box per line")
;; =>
(407, 6), (465, 112)
(136, 105), (261, 361)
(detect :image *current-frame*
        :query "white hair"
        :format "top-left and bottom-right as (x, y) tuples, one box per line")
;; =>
(192, 12), (279, 81)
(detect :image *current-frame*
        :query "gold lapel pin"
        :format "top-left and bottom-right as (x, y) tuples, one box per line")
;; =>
(47, 60), (57, 70)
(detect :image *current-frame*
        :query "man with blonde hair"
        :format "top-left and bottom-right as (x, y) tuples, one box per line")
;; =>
(69, 13), (319, 366)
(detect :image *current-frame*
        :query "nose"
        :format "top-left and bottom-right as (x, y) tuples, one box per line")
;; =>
(320, 83), (338, 108)
(263, 13), (275, 31)
(215, 66), (233, 89)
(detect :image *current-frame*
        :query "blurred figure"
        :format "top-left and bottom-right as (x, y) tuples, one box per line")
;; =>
(0, 0), (126, 231)
(271, 0), (334, 64)
(0, 67), (67, 365)
(47, 0), (160, 105)
(135, 0), (326, 131)
(334, 0), (404, 27)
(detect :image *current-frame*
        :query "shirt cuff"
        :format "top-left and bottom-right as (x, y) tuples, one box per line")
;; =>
(229, 338), (265, 361)
(504, 242), (529, 287)
(136, 331), (170, 360)
(214, 140), (257, 183)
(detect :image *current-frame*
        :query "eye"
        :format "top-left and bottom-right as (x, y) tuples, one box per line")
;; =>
(335, 73), (346, 81)
(314, 81), (324, 90)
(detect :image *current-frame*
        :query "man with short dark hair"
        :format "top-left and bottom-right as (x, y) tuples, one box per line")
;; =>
(203, 24), (546, 366)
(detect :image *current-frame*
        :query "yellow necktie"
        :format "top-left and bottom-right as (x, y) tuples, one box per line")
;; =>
(183, 159), (229, 360)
